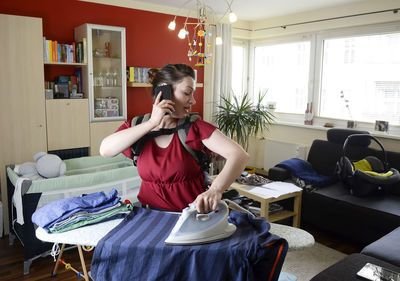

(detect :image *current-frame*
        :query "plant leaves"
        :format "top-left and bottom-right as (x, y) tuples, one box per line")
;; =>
(214, 91), (275, 150)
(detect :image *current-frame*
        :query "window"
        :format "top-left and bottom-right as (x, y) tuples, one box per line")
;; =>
(319, 31), (400, 125)
(231, 40), (248, 99)
(253, 41), (311, 114)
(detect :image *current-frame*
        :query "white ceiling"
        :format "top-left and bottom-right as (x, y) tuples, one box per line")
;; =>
(129, 0), (368, 21)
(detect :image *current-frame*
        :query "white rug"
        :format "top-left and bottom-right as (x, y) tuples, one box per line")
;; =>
(281, 242), (348, 281)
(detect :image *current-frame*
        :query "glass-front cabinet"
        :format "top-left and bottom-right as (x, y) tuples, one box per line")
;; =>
(75, 24), (126, 122)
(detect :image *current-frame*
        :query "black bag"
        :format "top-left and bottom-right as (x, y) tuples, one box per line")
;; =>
(336, 134), (400, 197)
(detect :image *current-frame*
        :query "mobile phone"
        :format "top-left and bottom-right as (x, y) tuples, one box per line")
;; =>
(155, 85), (172, 101)
(357, 263), (400, 281)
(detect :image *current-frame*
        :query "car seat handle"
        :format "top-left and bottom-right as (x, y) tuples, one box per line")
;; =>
(342, 134), (388, 170)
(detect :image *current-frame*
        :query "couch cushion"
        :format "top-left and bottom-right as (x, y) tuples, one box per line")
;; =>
(307, 140), (342, 176)
(314, 184), (400, 217)
(327, 128), (371, 146)
(361, 227), (400, 267)
(302, 184), (400, 245)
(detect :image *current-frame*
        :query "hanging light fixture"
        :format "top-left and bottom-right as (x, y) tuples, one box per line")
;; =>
(228, 12), (237, 23)
(168, 16), (177, 30)
(215, 36), (223, 45)
(178, 28), (187, 39)
(225, 0), (237, 23)
(167, 0), (237, 67)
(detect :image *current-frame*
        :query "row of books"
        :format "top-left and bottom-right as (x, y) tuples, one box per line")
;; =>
(43, 37), (87, 64)
(126, 67), (150, 83)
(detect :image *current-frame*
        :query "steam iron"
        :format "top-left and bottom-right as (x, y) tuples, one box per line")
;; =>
(165, 201), (236, 245)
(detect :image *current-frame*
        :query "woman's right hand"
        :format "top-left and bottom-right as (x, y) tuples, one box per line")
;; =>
(149, 92), (175, 127)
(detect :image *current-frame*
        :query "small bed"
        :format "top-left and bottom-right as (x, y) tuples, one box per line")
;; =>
(6, 154), (142, 275)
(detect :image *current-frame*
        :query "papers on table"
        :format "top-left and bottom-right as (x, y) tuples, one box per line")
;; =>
(241, 181), (302, 198)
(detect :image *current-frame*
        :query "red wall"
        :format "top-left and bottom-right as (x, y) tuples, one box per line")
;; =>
(0, 0), (204, 119)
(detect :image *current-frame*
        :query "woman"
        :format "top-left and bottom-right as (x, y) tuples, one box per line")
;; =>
(100, 64), (249, 213)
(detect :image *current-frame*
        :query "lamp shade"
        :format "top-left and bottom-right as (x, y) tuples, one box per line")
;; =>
(168, 20), (176, 30)
(229, 12), (237, 23)
(178, 28), (187, 39)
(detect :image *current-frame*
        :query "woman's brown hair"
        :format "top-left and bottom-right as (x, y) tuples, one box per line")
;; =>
(148, 64), (195, 97)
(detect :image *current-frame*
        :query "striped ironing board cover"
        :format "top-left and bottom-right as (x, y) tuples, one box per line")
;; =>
(91, 207), (288, 281)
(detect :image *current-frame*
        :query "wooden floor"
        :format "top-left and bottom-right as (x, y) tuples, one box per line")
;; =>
(302, 224), (363, 255)
(0, 225), (363, 281)
(0, 235), (93, 281)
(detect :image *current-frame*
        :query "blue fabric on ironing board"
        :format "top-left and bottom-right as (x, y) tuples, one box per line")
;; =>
(91, 207), (288, 281)
(276, 158), (336, 187)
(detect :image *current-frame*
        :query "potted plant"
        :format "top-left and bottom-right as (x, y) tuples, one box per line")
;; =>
(214, 91), (275, 151)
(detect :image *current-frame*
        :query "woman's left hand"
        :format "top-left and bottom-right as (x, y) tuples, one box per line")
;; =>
(193, 188), (223, 213)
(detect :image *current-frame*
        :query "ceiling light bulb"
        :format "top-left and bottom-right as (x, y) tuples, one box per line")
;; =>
(168, 20), (176, 30)
(229, 12), (237, 23)
(178, 28), (187, 39)
(216, 36), (223, 45)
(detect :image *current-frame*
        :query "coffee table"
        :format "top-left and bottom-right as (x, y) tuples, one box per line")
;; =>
(229, 181), (303, 227)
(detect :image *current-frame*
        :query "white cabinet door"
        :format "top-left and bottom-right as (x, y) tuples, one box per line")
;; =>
(75, 24), (127, 122)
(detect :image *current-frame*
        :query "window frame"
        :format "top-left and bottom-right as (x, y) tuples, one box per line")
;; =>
(239, 21), (400, 134)
(250, 33), (316, 109)
(313, 21), (400, 119)
(231, 39), (249, 99)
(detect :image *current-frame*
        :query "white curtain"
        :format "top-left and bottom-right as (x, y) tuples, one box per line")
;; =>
(203, 23), (232, 123)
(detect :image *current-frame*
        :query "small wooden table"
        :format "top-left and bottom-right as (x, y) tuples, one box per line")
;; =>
(229, 181), (303, 227)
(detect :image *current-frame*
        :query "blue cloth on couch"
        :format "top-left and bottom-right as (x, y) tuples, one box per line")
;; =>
(91, 207), (288, 281)
(276, 158), (336, 187)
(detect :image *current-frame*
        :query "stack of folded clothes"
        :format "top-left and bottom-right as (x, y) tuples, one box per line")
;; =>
(32, 189), (132, 233)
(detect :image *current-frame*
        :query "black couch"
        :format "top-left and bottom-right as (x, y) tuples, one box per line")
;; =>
(269, 128), (400, 246)
(311, 226), (400, 280)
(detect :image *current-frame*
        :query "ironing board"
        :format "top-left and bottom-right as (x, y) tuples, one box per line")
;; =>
(35, 219), (123, 281)
(270, 223), (315, 251)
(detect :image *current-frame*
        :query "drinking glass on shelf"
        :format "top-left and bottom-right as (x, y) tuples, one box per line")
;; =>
(94, 73), (99, 87)
(105, 70), (112, 87)
(112, 69), (118, 87)
(98, 72), (105, 87)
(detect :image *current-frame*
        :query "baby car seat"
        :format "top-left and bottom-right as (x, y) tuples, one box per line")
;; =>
(337, 134), (400, 197)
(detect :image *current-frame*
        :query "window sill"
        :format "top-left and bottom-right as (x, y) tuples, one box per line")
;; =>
(272, 113), (400, 141)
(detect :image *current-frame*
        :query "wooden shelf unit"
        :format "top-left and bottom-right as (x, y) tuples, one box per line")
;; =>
(44, 62), (87, 66)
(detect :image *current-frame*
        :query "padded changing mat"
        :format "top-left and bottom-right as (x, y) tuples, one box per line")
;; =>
(7, 154), (142, 209)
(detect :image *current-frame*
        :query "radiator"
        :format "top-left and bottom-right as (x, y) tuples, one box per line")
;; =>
(264, 139), (309, 171)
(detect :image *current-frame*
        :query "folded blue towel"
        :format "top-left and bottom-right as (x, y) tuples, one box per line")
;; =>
(276, 158), (336, 187)
(32, 188), (120, 231)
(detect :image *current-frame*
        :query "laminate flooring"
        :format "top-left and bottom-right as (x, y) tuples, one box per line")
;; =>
(0, 235), (93, 281)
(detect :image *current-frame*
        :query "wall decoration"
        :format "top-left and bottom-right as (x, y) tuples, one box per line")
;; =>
(375, 120), (389, 132)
